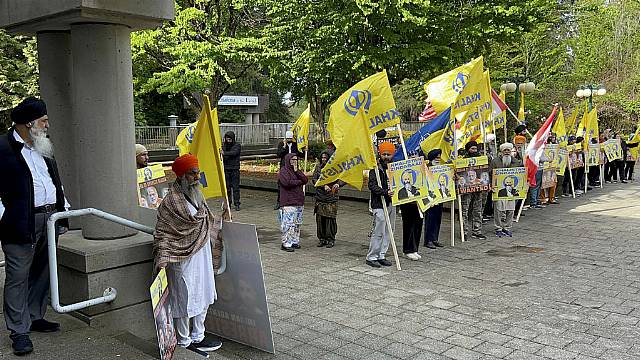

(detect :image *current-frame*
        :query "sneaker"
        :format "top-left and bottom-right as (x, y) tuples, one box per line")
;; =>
(533, 205), (545, 209)
(11, 334), (33, 356)
(185, 345), (209, 357)
(502, 229), (513, 237)
(575, 190), (584, 195)
(406, 253), (420, 260)
(561, 193), (570, 197)
(621, 180), (628, 184)
(291, 244), (301, 249)
(414, 252), (422, 259)
(281, 245), (294, 252)
(471, 233), (486, 240)
(191, 338), (222, 352)
(30, 319), (60, 333)
(433, 242), (444, 248)
(495, 229), (504, 238)
(425, 242), (436, 249)
(605, 180), (612, 184)
(234, 204), (241, 211)
(613, 180), (618, 183)
(377, 259), (392, 267)
(317, 240), (326, 247)
(366, 259), (381, 268)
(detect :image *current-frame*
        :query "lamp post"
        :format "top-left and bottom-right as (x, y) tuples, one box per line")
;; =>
(500, 78), (536, 140)
(576, 84), (606, 111)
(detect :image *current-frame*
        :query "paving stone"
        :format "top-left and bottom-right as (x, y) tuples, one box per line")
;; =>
(379, 342), (421, 359)
(504, 338), (545, 354)
(473, 341), (514, 358)
(413, 339), (453, 354)
(419, 326), (454, 341)
(476, 331), (514, 346)
(444, 334), (484, 349)
(535, 346), (579, 360)
(443, 346), (484, 360)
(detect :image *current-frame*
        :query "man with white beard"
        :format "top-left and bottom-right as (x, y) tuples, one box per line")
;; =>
(489, 143), (522, 238)
(153, 154), (227, 355)
(0, 97), (69, 355)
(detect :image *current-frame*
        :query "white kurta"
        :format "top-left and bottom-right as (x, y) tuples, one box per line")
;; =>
(166, 202), (217, 318)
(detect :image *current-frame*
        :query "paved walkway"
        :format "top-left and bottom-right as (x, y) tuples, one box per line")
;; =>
(1, 182), (640, 359)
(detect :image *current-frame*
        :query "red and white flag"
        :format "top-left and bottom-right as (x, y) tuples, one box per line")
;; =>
(491, 89), (508, 120)
(525, 106), (558, 186)
(418, 101), (437, 122)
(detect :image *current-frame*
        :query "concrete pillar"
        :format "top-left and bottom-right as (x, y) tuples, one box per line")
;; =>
(71, 23), (137, 239)
(252, 113), (260, 124)
(245, 112), (253, 124)
(36, 31), (79, 214)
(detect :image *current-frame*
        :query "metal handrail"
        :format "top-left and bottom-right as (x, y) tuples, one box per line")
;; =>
(47, 208), (154, 313)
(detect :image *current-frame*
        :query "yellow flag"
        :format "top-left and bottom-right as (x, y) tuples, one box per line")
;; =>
(586, 106), (599, 142)
(565, 106), (579, 134)
(424, 56), (490, 148)
(315, 110), (377, 189)
(629, 124), (640, 158)
(291, 105), (311, 150)
(575, 103), (589, 138)
(552, 107), (567, 148)
(327, 70), (399, 147)
(190, 97), (227, 199)
(176, 122), (197, 156)
(419, 108), (457, 163)
(517, 92), (525, 121)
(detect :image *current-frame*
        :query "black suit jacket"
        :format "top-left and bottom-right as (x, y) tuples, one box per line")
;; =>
(498, 188), (518, 198)
(398, 186), (420, 200)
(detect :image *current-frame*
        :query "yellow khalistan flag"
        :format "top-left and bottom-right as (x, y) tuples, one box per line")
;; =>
(291, 105), (311, 150)
(315, 109), (377, 189)
(575, 103), (589, 138)
(517, 92), (525, 121)
(565, 106), (579, 134)
(629, 124), (640, 158)
(175, 96), (227, 199)
(327, 70), (398, 147)
(552, 107), (567, 148)
(585, 106), (600, 141)
(424, 56), (490, 148)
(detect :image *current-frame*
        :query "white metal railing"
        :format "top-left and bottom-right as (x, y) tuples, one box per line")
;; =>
(47, 208), (154, 313)
(135, 122), (426, 149)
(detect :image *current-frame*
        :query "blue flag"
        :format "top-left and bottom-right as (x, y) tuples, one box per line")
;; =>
(393, 107), (452, 161)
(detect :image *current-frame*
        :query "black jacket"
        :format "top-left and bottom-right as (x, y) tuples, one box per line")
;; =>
(0, 128), (68, 245)
(368, 163), (391, 209)
(277, 141), (301, 168)
(222, 131), (241, 170)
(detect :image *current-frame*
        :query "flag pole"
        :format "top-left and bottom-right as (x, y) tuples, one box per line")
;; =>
(515, 194), (525, 223)
(479, 105), (487, 156)
(568, 154), (576, 199)
(452, 116), (465, 243)
(450, 199), (455, 247)
(396, 124), (425, 219)
(303, 148), (308, 194)
(371, 140), (402, 271)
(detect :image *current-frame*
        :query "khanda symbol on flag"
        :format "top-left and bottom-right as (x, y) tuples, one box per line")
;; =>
(316, 70), (399, 189)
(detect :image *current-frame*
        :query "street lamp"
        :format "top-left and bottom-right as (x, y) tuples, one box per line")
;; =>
(576, 84), (606, 111)
(500, 78), (536, 140)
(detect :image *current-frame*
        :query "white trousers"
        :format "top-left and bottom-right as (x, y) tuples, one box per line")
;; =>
(174, 309), (207, 347)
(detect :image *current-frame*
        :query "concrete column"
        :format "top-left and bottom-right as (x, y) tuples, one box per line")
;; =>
(252, 113), (260, 124)
(71, 23), (137, 239)
(36, 31), (79, 215)
(245, 113), (253, 125)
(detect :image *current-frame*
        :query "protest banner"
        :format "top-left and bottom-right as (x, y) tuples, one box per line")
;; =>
(150, 268), (177, 360)
(586, 144), (600, 166)
(544, 144), (559, 168)
(555, 148), (569, 176)
(541, 164), (557, 189)
(453, 155), (490, 194)
(492, 167), (527, 201)
(137, 164), (169, 209)
(427, 164), (457, 205)
(206, 222), (274, 353)
(568, 145), (584, 169)
(388, 158), (436, 206)
(603, 139), (623, 161)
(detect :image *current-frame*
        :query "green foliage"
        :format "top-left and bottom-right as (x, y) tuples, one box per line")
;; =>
(307, 140), (327, 161)
(0, 30), (38, 128)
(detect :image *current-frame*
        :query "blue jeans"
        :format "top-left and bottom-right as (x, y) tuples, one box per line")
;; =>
(529, 170), (543, 206)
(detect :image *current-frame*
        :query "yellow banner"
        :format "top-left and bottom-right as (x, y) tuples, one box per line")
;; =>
(603, 139), (623, 161)
(150, 268), (168, 309)
(566, 106), (579, 134)
(388, 158), (437, 206)
(492, 167), (527, 201)
(327, 70), (399, 147)
(555, 148), (569, 176)
(291, 105), (311, 150)
(586, 144), (600, 166)
(191, 97), (227, 199)
(552, 107), (567, 148)
(428, 164), (457, 204)
(137, 164), (166, 183)
(518, 92), (525, 121)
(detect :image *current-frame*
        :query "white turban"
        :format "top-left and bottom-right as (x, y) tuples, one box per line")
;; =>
(135, 144), (148, 156)
(499, 142), (514, 151)
(486, 133), (496, 142)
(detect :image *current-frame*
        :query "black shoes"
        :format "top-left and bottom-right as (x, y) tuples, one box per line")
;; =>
(425, 243), (436, 249)
(325, 241), (335, 248)
(234, 204), (241, 211)
(433, 242), (444, 247)
(11, 334), (33, 356)
(377, 259), (392, 267)
(471, 233), (487, 240)
(281, 245), (294, 252)
(366, 260), (381, 268)
(30, 319), (60, 333)
(291, 244), (301, 249)
(273, 204), (280, 210)
(190, 338), (222, 352)
(317, 240), (327, 247)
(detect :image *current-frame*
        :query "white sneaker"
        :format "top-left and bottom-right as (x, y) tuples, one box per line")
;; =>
(414, 252), (422, 259)
(406, 253), (420, 261)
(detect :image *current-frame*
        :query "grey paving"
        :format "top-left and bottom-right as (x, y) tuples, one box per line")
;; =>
(0, 181), (639, 359)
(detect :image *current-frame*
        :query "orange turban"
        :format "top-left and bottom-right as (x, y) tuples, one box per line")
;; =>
(172, 154), (199, 177)
(378, 141), (395, 154)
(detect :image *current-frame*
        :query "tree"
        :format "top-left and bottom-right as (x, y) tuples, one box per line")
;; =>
(261, 0), (557, 140)
(0, 30), (38, 130)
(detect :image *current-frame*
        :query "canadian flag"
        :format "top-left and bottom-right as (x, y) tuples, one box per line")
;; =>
(418, 101), (437, 122)
(491, 89), (508, 120)
(525, 106), (558, 186)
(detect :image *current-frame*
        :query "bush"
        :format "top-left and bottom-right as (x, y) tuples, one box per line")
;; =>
(307, 141), (327, 160)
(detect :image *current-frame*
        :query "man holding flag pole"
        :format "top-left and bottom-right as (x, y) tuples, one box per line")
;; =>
(291, 105), (312, 192)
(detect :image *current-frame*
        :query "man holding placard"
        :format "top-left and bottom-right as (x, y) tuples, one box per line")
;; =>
(491, 143), (524, 238)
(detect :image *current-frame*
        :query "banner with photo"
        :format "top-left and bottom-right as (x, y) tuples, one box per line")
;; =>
(586, 144), (600, 167)
(427, 164), (457, 205)
(544, 144), (559, 168)
(492, 167), (527, 201)
(388, 158), (437, 206)
(603, 139), (623, 162)
(150, 268), (177, 360)
(555, 148), (569, 176)
(541, 167), (557, 189)
(137, 164), (170, 209)
(568, 146), (584, 169)
(453, 155), (490, 194)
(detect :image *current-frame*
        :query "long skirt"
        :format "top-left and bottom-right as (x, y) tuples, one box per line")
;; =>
(281, 206), (303, 248)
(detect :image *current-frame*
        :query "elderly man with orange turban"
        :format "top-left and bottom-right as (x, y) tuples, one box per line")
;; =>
(153, 154), (226, 354)
(366, 141), (397, 268)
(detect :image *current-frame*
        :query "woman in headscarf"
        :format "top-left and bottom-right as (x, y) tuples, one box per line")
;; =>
(312, 150), (344, 248)
(278, 153), (308, 252)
